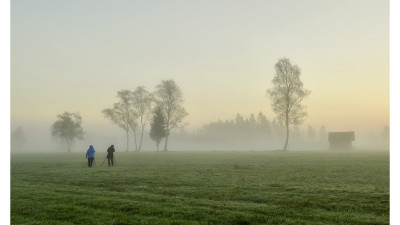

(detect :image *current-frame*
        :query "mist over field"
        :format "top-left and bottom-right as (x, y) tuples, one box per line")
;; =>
(10, 119), (389, 153)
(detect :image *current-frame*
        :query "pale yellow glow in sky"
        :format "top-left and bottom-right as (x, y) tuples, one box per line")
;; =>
(11, 0), (389, 134)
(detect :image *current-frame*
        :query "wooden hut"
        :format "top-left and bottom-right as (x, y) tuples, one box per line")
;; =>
(328, 131), (355, 149)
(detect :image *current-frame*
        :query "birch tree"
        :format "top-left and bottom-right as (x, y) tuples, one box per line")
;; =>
(102, 90), (137, 152)
(132, 86), (153, 152)
(267, 58), (311, 151)
(154, 80), (188, 151)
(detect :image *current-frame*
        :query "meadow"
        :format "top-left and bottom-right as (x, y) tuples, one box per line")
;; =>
(11, 150), (389, 224)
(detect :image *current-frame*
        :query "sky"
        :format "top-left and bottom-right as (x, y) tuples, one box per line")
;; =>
(11, 0), (389, 138)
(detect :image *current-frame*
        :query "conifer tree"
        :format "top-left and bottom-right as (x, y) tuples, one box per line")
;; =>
(149, 106), (167, 151)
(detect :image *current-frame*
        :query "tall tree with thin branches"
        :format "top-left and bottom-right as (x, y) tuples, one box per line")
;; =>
(154, 79), (188, 151)
(132, 86), (153, 152)
(267, 58), (311, 151)
(102, 90), (137, 152)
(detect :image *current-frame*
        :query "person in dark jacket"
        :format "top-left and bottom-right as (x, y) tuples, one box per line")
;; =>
(106, 145), (115, 167)
(86, 145), (95, 167)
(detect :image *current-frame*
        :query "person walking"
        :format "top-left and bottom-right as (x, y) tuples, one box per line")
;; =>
(86, 145), (96, 167)
(107, 145), (115, 167)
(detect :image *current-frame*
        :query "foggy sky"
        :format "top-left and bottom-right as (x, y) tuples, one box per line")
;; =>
(10, 0), (389, 151)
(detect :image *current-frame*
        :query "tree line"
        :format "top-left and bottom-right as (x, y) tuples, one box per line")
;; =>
(47, 58), (321, 152)
(202, 112), (274, 137)
(48, 58), (310, 152)
(196, 112), (328, 143)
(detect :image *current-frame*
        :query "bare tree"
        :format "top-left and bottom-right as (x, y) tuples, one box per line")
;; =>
(149, 106), (167, 151)
(154, 79), (188, 151)
(51, 112), (84, 152)
(267, 58), (311, 150)
(132, 86), (153, 152)
(102, 90), (137, 152)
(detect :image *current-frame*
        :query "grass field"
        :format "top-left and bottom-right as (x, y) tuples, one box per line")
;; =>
(11, 150), (389, 224)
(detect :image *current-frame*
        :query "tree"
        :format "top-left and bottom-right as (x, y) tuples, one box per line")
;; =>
(267, 58), (311, 150)
(149, 106), (167, 151)
(154, 79), (188, 151)
(102, 90), (137, 152)
(51, 112), (84, 152)
(257, 112), (272, 136)
(248, 113), (257, 129)
(132, 86), (153, 151)
(235, 113), (245, 129)
(11, 126), (27, 152)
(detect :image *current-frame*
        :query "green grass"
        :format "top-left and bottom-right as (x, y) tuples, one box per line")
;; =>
(11, 150), (389, 224)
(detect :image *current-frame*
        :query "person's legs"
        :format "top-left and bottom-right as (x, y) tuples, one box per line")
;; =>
(108, 157), (111, 166)
(111, 157), (114, 166)
(89, 158), (94, 167)
(88, 158), (90, 167)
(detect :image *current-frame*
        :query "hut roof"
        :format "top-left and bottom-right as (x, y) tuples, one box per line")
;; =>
(328, 131), (355, 142)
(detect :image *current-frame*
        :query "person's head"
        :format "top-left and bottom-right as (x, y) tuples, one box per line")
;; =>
(89, 145), (94, 150)
(111, 145), (114, 148)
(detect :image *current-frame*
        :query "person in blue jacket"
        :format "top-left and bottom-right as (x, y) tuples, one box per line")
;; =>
(86, 145), (95, 167)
